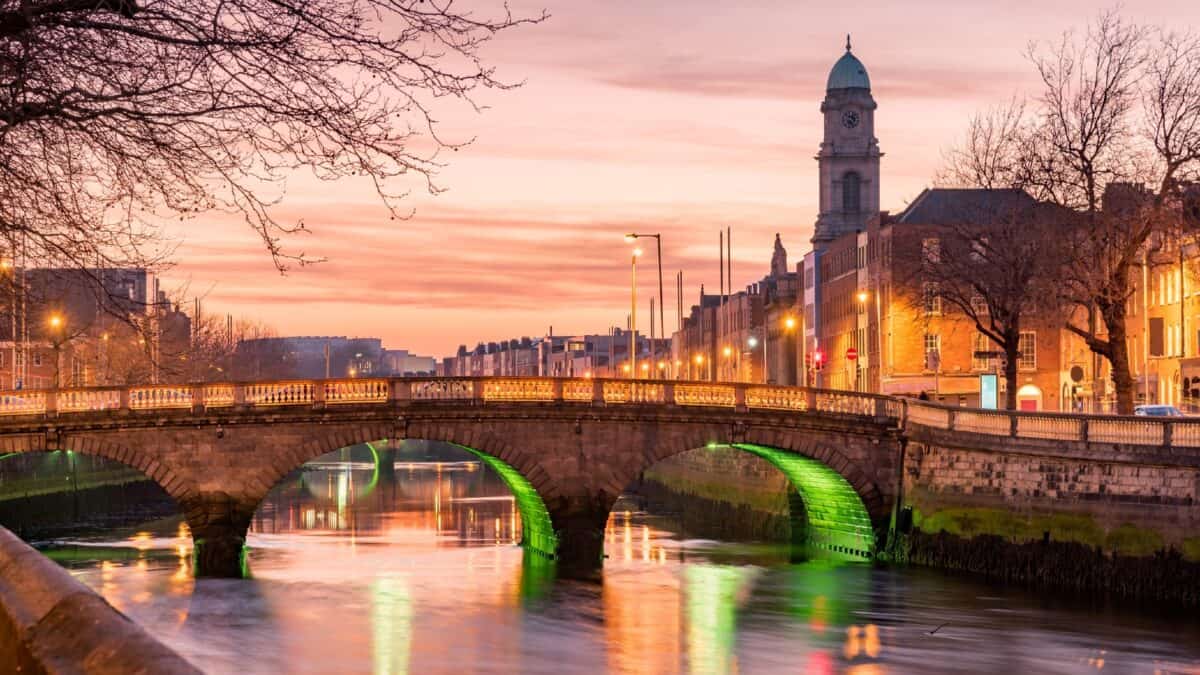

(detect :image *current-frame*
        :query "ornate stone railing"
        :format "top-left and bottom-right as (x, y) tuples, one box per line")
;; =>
(0, 376), (1194, 449)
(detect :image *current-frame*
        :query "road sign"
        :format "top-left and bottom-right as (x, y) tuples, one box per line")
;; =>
(846, 347), (858, 361)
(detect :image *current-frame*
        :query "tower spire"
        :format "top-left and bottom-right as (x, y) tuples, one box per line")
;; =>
(846, 33), (852, 52)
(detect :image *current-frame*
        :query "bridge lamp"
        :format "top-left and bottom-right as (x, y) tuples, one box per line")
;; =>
(622, 363), (631, 374)
(784, 316), (797, 330)
(657, 361), (667, 371)
(349, 367), (358, 377)
(857, 290), (869, 303)
(640, 362), (650, 373)
(693, 354), (704, 365)
(722, 346), (732, 357)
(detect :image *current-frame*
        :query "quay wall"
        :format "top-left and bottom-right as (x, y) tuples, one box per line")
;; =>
(0, 527), (198, 674)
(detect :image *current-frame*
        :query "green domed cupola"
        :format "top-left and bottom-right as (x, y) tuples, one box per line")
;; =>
(826, 35), (871, 91)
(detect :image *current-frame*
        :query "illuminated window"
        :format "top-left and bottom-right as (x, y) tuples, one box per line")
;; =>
(1019, 331), (1036, 370)
(924, 334), (940, 371)
(922, 282), (942, 315)
(970, 294), (988, 315)
(972, 333), (992, 371)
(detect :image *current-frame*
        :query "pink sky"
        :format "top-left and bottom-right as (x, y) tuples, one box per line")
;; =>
(162, 1), (1199, 357)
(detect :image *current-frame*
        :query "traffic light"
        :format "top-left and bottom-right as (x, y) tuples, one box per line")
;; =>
(811, 349), (825, 371)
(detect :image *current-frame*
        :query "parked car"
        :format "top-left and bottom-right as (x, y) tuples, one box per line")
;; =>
(1133, 404), (1185, 417)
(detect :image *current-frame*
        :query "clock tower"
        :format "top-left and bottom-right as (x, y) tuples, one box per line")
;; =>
(812, 36), (881, 249)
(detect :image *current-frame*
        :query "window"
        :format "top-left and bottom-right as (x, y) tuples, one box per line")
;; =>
(922, 282), (942, 315)
(843, 172), (861, 213)
(970, 294), (988, 316)
(969, 237), (989, 264)
(1019, 331), (1036, 370)
(924, 334), (941, 371)
(32, 352), (41, 367)
(972, 333), (993, 371)
(922, 238), (941, 264)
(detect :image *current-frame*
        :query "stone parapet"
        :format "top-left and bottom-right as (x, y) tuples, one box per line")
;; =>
(0, 527), (198, 674)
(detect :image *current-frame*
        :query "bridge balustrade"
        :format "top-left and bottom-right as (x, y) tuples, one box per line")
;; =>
(8, 376), (1200, 449)
(244, 381), (314, 406)
(744, 386), (808, 411)
(129, 386), (194, 409)
(324, 378), (388, 404)
(674, 383), (736, 407)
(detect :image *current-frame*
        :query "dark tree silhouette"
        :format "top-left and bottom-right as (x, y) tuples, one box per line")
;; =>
(0, 0), (544, 273)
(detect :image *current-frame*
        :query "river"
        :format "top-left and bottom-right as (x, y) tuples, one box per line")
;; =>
(23, 444), (1200, 674)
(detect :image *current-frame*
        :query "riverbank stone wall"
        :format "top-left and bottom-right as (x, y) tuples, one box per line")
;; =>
(0, 527), (198, 673)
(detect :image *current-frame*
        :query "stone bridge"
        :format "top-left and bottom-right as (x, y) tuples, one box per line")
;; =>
(0, 377), (1197, 585)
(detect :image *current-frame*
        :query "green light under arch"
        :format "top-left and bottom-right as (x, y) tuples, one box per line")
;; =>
(450, 444), (557, 559)
(730, 443), (875, 560)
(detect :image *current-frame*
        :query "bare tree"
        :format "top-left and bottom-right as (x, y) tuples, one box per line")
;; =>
(0, 0), (544, 276)
(912, 187), (1064, 407)
(1007, 12), (1200, 413)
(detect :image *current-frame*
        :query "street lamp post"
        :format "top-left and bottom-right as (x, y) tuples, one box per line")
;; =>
(856, 290), (868, 392)
(625, 233), (664, 378)
(747, 335), (763, 384)
(48, 314), (64, 389)
(629, 246), (643, 379)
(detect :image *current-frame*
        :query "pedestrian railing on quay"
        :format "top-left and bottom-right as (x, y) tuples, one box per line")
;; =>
(0, 376), (1193, 448)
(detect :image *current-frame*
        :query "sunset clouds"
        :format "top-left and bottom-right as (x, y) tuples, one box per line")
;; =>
(161, 0), (1199, 356)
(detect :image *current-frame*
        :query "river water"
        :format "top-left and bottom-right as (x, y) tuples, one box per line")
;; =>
(27, 446), (1200, 674)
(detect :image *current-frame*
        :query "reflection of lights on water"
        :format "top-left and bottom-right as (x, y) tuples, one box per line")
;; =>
(685, 565), (756, 675)
(130, 531), (152, 551)
(642, 526), (650, 562)
(805, 651), (833, 675)
(810, 595), (828, 633)
(844, 624), (881, 660)
(372, 575), (413, 675)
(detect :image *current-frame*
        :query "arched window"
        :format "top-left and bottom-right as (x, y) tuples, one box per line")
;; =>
(842, 172), (861, 213)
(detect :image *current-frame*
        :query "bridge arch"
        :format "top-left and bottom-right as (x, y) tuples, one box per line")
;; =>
(612, 428), (889, 562)
(247, 423), (559, 563)
(0, 445), (183, 543)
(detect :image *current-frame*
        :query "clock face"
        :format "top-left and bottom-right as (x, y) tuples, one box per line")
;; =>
(841, 110), (860, 129)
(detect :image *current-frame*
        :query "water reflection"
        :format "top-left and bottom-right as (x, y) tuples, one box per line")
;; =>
(22, 443), (1200, 674)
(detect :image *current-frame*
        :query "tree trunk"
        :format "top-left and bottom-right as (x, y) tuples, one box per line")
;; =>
(1102, 301), (1136, 415)
(1003, 339), (1020, 411)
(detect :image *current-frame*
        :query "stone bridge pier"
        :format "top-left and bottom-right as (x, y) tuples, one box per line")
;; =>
(6, 400), (902, 577)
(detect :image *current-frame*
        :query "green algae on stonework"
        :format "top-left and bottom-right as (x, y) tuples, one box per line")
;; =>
(911, 505), (1195, 560)
(451, 444), (557, 559)
(1182, 538), (1200, 561)
(642, 467), (791, 514)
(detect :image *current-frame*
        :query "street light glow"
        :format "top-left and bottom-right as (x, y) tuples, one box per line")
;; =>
(784, 316), (796, 330)
(623, 234), (637, 243)
(747, 336), (759, 348)
(48, 314), (63, 328)
(857, 290), (868, 303)
(694, 354), (704, 365)
(632, 247), (643, 257)
(723, 346), (732, 357)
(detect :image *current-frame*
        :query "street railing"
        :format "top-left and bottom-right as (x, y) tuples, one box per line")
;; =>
(0, 376), (1194, 448)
